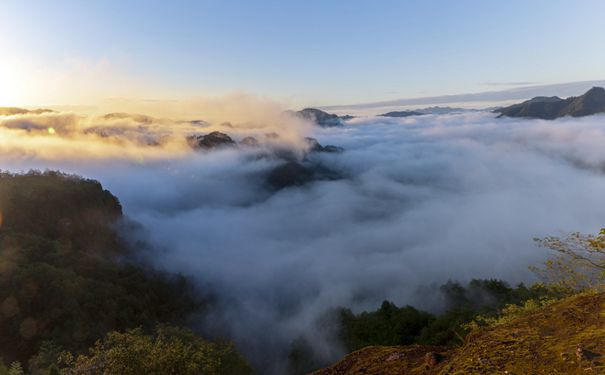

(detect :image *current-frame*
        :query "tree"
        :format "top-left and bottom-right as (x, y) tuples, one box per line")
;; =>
(533, 229), (605, 290)
(0, 171), (199, 364)
(7, 362), (23, 375)
(59, 326), (253, 375)
(28, 341), (62, 375)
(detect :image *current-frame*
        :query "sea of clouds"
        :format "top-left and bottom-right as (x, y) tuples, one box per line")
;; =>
(3, 107), (605, 372)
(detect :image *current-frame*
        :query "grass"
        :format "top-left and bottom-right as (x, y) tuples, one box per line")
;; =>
(313, 292), (605, 374)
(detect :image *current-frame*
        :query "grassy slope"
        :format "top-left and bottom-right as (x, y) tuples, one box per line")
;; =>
(313, 292), (605, 374)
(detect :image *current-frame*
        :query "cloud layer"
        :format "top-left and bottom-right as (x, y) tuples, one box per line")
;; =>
(323, 80), (605, 115)
(3, 108), (605, 372)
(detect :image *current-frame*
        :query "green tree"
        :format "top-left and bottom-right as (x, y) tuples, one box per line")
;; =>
(28, 341), (62, 375)
(7, 362), (23, 375)
(533, 229), (605, 290)
(338, 301), (433, 351)
(59, 326), (252, 375)
(0, 171), (198, 364)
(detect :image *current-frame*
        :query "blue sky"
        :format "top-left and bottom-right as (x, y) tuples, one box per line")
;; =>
(1, 0), (604, 106)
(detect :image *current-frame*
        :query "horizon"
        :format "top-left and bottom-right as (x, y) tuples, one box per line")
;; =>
(4, 80), (605, 118)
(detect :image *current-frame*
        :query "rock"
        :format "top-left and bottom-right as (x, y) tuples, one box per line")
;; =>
(305, 137), (344, 153)
(322, 145), (344, 153)
(187, 131), (236, 150)
(305, 137), (325, 153)
(424, 352), (443, 368)
(385, 352), (404, 362)
(267, 161), (315, 189)
(266, 160), (342, 190)
(183, 130), (344, 188)
(296, 108), (343, 127)
(576, 345), (601, 362)
(240, 136), (260, 147)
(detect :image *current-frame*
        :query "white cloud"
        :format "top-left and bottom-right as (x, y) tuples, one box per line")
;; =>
(3, 110), (605, 372)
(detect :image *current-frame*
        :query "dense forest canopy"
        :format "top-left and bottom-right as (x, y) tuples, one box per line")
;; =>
(0, 171), (250, 374)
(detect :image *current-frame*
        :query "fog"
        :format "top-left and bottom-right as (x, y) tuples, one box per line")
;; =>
(3, 108), (605, 372)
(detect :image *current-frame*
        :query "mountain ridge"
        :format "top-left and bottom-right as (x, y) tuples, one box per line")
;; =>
(496, 87), (605, 119)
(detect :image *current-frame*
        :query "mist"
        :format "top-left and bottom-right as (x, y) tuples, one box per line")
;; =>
(3, 107), (605, 372)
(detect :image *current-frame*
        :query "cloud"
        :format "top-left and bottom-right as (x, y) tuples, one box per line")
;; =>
(322, 80), (605, 114)
(0, 94), (313, 161)
(480, 81), (540, 87)
(3, 109), (605, 372)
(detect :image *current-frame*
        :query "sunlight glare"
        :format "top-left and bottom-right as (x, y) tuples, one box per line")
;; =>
(0, 60), (27, 106)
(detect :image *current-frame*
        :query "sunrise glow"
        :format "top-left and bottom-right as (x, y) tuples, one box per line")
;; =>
(1, 2), (605, 374)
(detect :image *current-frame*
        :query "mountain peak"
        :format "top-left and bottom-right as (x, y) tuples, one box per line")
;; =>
(584, 86), (605, 97)
(496, 87), (605, 119)
(295, 108), (343, 127)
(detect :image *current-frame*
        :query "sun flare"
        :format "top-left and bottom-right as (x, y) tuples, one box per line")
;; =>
(0, 60), (28, 106)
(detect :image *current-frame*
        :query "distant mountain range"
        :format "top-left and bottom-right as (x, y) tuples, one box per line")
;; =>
(379, 110), (423, 117)
(102, 112), (156, 124)
(0, 107), (54, 116)
(293, 106), (482, 124)
(495, 87), (605, 119)
(417, 106), (482, 115)
(378, 106), (483, 117)
(321, 80), (605, 112)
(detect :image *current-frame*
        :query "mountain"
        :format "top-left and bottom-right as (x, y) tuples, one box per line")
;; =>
(102, 112), (156, 123)
(0, 171), (200, 365)
(305, 137), (344, 153)
(295, 108), (343, 127)
(313, 292), (605, 374)
(0, 107), (54, 116)
(264, 138), (343, 189)
(563, 86), (605, 117)
(379, 110), (424, 117)
(496, 87), (605, 119)
(187, 131), (236, 149)
(186, 131), (344, 189)
(416, 106), (479, 115)
(379, 107), (480, 117)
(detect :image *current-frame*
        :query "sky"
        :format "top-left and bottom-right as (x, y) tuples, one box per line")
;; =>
(1, 0), (604, 107)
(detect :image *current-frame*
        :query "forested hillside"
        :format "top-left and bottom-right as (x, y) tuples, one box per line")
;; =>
(0, 171), (251, 374)
(313, 228), (605, 374)
(313, 291), (605, 374)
